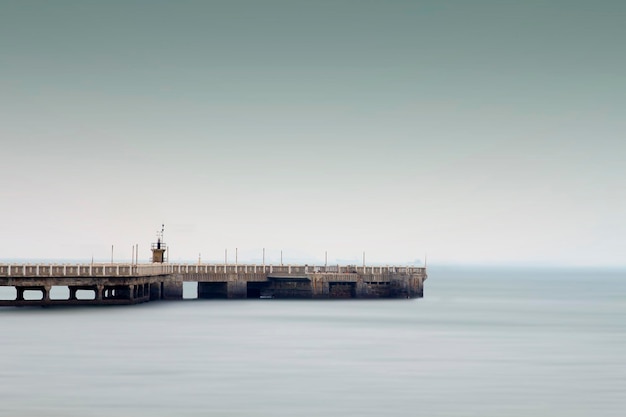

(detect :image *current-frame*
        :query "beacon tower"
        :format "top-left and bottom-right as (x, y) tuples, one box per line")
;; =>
(151, 224), (166, 263)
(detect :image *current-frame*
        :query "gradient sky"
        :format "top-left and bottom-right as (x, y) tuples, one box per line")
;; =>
(1, 0), (624, 266)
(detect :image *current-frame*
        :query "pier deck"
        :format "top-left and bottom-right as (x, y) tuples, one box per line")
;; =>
(0, 263), (427, 306)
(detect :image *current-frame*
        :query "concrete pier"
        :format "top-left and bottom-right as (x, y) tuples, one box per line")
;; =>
(0, 263), (427, 306)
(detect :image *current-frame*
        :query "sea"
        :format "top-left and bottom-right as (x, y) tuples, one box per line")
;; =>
(1, 266), (625, 417)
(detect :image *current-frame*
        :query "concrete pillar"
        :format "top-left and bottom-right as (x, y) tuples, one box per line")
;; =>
(16, 287), (24, 301)
(310, 276), (330, 298)
(69, 287), (77, 301)
(355, 280), (368, 298)
(96, 285), (104, 301)
(317, 280), (330, 298)
(227, 280), (247, 299)
(162, 281), (183, 300)
(43, 285), (51, 302)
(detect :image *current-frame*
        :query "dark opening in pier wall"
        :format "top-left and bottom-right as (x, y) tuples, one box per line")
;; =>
(198, 282), (228, 299)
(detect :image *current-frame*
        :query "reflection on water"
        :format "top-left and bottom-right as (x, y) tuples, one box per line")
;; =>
(1, 267), (625, 417)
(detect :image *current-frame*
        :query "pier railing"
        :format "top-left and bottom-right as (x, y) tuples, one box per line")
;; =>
(0, 263), (426, 278)
(0, 264), (170, 278)
(167, 264), (425, 275)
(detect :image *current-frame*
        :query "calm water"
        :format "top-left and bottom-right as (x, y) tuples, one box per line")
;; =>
(1, 266), (625, 417)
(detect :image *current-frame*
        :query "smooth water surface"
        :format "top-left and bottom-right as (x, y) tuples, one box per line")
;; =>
(1, 267), (625, 416)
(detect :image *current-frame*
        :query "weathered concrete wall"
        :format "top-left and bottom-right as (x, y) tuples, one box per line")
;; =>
(183, 269), (428, 300)
(162, 275), (183, 300)
(311, 276), (330, 298)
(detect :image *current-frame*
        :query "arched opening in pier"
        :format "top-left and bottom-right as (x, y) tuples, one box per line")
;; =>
(50, 286), (70, 300)
(103, 286), (131, 300)
(0, 286), (16, 301)
(75, 289), (96, 300)
(23, 289), (44, 301)
(183, 282), (198, 299)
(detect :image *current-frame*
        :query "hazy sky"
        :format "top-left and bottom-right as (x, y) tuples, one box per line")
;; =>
(1, 1), (624, 266)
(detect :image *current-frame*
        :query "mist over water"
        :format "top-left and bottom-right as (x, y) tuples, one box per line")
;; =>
(2, 267), (625, 417)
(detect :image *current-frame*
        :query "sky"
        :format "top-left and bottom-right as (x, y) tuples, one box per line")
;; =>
(1, 0), (624, 266)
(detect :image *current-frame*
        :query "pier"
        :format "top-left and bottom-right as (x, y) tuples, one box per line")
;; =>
(0, 262), (427, 306)
(1, 227), (426, 307)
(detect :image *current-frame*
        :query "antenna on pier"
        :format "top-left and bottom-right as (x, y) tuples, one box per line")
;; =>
(151, 223), (167, 263)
